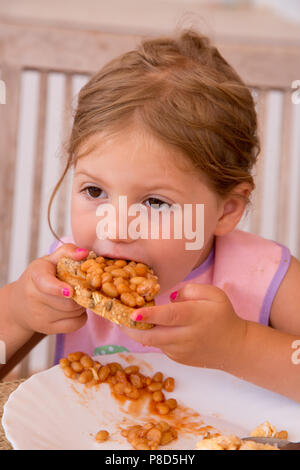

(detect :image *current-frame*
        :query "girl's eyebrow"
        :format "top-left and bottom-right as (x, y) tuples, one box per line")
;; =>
(74, 170), (186, 196)
(74, 170), (102, 180)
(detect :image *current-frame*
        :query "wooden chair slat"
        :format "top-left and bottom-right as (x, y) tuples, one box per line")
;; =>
(28, 71), (48, 262)
(0, 66), (22, 286)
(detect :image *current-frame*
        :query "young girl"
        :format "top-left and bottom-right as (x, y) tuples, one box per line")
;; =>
(1, 30), (300, 402)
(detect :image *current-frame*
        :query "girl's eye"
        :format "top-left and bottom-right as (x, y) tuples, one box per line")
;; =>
(82, 186), (106, 199)
(144, 197), (172, 209)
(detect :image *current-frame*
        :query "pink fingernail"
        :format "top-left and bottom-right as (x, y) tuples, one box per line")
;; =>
(170, 290), (178, 301)
(134, 314), (143, 322)
(62, 288), (70, 297)
(76, 248), (88, 253)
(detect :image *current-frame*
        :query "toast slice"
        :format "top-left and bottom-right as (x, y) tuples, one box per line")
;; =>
(56, 251), (160, 329)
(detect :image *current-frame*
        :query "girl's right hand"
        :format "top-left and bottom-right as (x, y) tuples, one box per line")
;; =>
(8, 244), (89, 335)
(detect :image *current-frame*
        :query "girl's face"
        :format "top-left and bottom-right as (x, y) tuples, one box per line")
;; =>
(71, 125), (222, 294)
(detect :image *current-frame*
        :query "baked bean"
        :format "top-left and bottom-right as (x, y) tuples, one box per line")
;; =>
(156, 403), (170, 415)
(101, 272), (113, 283)
(129, 374), (143, 389)
(78, 370), (93, 384)
(127, 433), (138, 444)
(105, 259), (114, 265)
(87, 264), (103, 274)
(157, 421), (170, 432)
(144, 284), (160, 300)
(113, 276), (126, 285)
(125, 388), (140, 400)
(124, 365), (139, 375)
(110, 268), (130, 279)
(134, 441), (150, 450)
(95, 256), (105, 264)
(165, 398), (177, 410)
(152, 372), (163, 383)
(95, 430), (109, 442)
(63, 366), (77, 379)
(113, 382), (126, 395)
(97, 263), (106, 270)
(144, 422), (156, 431)
(107, 362), (123, 375)
(120, 292), (136, 307)
(129, 283), (137, 292)
(135, 263), (148, 276)
(127, 261), (137, 267)
(123, 266), (137, 277)
(67, 352), (83, 362)
(116, 282), (131, 295)
(277, 431), (288, 440)
(148, 382), (163, 392)
(124, 384), (133, 395)
(90, 367), (100, 381)
(145, 292), (157, 302)
(115, 370), (127, 383)
(98, 365), (110, 381)
(93, 362), (102, 372)
(102, 282), (118, 298)
(163, 377), (175, 392)
(152, 391), (165, 402)
(127, 426), (142, 441)
(137, 374), (145, 386)
(130, 276), (146, 285)
(71, 361), (84, 373)
(59, 358), (69, 368)
(147, 427), (162, 444)
(107, 375), (117, 385)
(80, 354), (94, 369)
(81, 259), (97, 272)
(114, 259), (127, 268)
(160, 431), (174, 445)
(147, 273), (158, 280)
(122, 421), (177, 450)
(104, 265), (117, 272)
(136, 279), (155, 296)
(135, 295), (145, 307)
(144, 377), (152, 386)
(86, 272), (102, 288)
(138, 428), (148, 438)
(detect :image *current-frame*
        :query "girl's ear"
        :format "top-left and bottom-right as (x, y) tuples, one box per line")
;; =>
(214, 183), (252, 236)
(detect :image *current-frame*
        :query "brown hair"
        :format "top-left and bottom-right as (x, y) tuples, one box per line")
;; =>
(48, 29), (260, 239)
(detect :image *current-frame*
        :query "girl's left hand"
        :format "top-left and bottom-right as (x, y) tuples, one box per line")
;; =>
(121, 284), (247, 371)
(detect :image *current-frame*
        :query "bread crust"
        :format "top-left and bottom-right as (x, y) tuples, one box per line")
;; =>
(56, 256), (155, 330)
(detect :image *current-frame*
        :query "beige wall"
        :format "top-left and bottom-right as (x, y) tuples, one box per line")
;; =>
(0, 0), (300, 40)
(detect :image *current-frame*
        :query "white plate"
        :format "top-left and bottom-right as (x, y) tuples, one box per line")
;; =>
(2, 353), (300, 450)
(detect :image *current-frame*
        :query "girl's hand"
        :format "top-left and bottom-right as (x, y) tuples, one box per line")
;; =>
(122, 284), (247, 371)
(8, 244), (89, 336)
